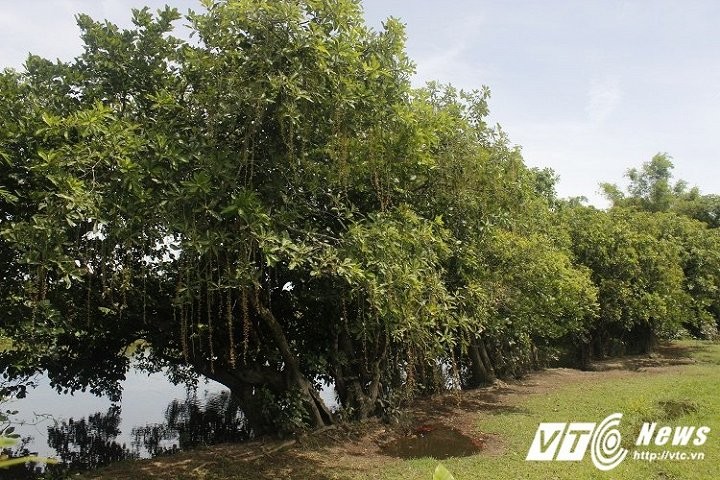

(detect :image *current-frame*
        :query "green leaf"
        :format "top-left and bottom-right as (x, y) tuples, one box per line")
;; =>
(0, 188), (18, 204)
(0, 455), (60, 469)
(41, 112), (59, 127)
(0, 436), (17, 448)
(433, 464), (456, 480)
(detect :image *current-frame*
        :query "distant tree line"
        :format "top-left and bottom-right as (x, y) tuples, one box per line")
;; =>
(1, 0), (719, 434)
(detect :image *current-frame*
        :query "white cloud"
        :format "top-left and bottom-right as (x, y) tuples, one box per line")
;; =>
(413, 43), (466, 84)
(405, 12), (487, 88)
(585, 76), (622, 125)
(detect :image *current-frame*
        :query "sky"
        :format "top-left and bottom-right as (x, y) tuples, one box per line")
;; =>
(1, 1), (718, 206)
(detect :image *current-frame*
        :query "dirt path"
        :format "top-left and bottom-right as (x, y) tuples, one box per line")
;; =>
(83, 345), (698, 480)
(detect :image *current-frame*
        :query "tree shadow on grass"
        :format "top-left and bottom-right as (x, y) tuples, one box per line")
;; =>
(85, 442), (348, 480)
(590, 342), (706, 372)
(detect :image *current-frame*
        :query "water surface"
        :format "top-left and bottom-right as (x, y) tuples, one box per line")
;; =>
(3, 368), (232, 478)
(3, 365), (338, 478)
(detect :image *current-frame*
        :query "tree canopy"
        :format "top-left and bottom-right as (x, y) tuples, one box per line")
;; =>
(1, 0), (718, 434)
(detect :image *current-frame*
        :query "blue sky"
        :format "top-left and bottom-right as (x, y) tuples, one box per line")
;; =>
(2, 1), (718, 205)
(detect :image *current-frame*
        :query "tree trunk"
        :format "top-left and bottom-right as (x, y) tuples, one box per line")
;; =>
(467, 338), (497, 388)
(593, 329), (606, 360)
(332, 327), (386, 420)
(478, 338), (497, 383)
(578, 338), (592, 370)
(252, 288), (334, 428)
(199, 365), (281, 435)
(468, 342), (489, 387)
(640, 323), (657, 355)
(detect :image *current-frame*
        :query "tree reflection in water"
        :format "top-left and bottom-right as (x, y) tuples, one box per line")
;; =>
(45, 405), (138, 475)
(3, 390), (249, 479)
(3, 406), (136, 479)
(132, 390), (250, 456)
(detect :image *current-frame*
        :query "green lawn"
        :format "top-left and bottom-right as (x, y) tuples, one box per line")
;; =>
(381, 340), (720, 480)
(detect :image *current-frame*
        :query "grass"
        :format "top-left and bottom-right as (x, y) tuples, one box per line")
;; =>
(78, 340), (720, 480)
(380, 340), (720, 480)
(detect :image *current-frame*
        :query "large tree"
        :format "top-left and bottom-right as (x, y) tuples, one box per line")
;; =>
(3, 0), (557, 433)
(0, 0), (441, 432)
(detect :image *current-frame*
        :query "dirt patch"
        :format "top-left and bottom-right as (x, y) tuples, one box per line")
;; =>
(380, 425), (483, 459)
(658, 399), (699, 420)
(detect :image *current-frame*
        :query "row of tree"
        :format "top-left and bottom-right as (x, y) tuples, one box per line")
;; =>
(1, 0), (719, 434)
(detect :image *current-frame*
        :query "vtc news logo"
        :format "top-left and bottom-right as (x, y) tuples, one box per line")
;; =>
(526, 413), (710, 471)
(526, 413), (627, 471)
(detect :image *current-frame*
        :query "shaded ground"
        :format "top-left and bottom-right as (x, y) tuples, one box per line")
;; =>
(589, 343), (698, 371)
(80, 341), (709, 480)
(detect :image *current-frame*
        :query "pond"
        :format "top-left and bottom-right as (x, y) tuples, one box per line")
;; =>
(2, 365), (336, 478)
